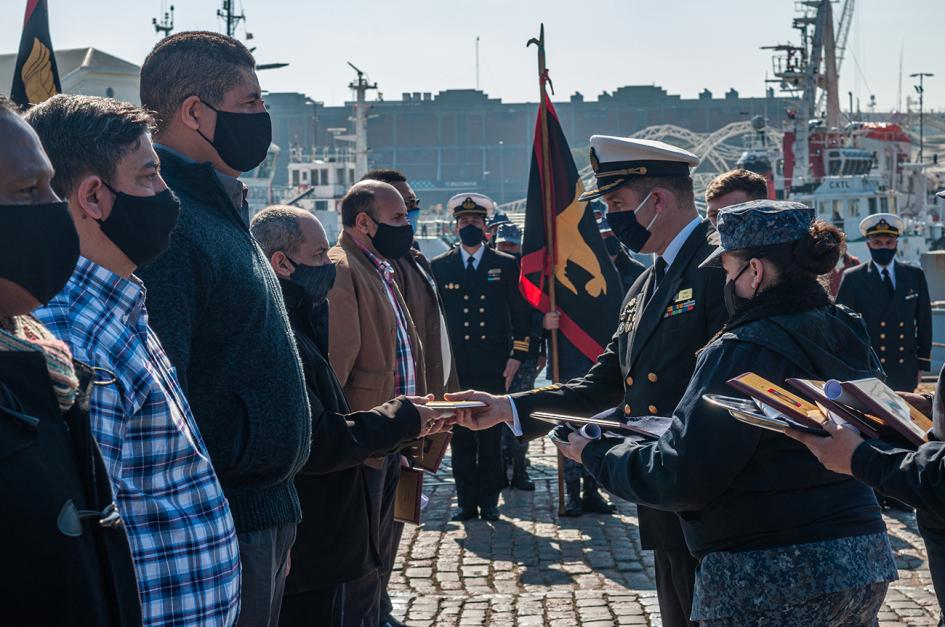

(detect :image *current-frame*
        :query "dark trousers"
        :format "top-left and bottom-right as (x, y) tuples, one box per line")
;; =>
(379, 454), (403, 620)
(452, 373), (505, 511)
(341, 569), (381, 627)
(451, 424), (505, 510)
(653, 548), (698, 627)
(236, 523), (297, 627)
(279, 585), (343, 627)
(918, 509), (945, 625)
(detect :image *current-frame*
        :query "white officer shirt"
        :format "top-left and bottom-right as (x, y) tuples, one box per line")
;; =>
(871, 260), (897, 289)
(460, 244), (486, 271)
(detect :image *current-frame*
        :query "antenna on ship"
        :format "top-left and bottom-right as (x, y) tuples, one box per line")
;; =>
(152, 2), (174, 38)
(476, 36), (480, 90)
(217, 0), (246, 38)
(347, 62), (377, 180)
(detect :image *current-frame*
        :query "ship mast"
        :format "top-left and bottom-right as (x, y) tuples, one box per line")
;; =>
(347, 62), (377, 181)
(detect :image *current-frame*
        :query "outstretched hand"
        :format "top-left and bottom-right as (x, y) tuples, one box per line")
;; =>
(782, 419), (864, 476)
(445, 389), (514, 431)
(552, 430), (591, 464)
(406, 394), (457, 436)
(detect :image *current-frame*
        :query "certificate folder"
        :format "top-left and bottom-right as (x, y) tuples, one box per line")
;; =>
(411, 432), (452, 474)
(394, 467), (424, 525)
(531, 411), (672, 440)
(726, 373), (828, 431)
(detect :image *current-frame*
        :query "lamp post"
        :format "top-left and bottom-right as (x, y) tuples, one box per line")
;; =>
(910, 72), (934, 163)
(498, 140), (505, 203)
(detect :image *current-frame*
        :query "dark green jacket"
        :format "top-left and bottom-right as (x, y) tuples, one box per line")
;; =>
(137, 146), (311, 533)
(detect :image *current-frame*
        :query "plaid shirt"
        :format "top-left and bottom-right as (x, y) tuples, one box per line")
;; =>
(358, 244), (417, 396)
(35, 257), (240, 627)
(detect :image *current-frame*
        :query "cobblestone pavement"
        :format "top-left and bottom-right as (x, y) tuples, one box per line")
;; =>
(389, 437), (941, 626)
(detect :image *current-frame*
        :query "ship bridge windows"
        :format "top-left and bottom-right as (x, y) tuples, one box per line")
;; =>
(869, 197), (878, 213)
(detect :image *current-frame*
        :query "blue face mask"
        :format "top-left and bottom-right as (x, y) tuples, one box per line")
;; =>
(406, 209), (420, 233)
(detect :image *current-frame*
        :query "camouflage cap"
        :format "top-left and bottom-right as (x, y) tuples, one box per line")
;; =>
(495, 222), (522, 244)
(700, 199), (814, 268)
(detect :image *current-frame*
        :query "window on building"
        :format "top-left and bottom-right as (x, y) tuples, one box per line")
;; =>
(320, 169), (329, 186)
(292, 170), (300, 186)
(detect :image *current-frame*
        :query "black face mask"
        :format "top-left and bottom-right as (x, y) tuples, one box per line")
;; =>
(724, 263), (759, 317)
(368, 217), (414, 260)
(198, 101), (272, 172)
(606, 192), (659, 253)
(287, 258), (336, 306)
(869, 246), (897, 267)
(98, 183), (181, 268)
(459, 224), (484, 247)
(0, 201), (79, 304)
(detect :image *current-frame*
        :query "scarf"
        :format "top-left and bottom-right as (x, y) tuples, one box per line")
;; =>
(0, 315), (79, 411)
(711, 278), (832, 345)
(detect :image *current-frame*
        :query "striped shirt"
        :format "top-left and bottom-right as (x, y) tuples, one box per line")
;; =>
(35, 257), (241, 627)
(357, 244), (417, 396)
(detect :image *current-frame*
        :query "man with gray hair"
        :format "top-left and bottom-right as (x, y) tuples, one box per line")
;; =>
(250, 205), (449, 626)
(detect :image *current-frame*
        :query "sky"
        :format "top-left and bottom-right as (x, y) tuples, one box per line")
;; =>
(2, 0), (943, 111)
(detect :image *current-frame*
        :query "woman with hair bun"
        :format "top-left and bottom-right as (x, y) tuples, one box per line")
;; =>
(550, 200), (898, 625)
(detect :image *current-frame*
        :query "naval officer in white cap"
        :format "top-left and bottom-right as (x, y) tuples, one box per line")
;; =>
(836, 213), (932, 392)
(447, 135), (727, 627)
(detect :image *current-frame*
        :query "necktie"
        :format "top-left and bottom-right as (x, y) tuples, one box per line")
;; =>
(653, 257), (667, 290)
(645, 257), (667, 307)
(881, 268), (894, 298)
(466, 255), (476, 280)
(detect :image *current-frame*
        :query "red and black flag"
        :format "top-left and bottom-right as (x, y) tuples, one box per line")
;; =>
(11, 0), (61, 108)
(519, 95), (623, 366)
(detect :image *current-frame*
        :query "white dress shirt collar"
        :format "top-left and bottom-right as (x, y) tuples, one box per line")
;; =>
(460, 244), (486, 270)
(872, 259), (897, 288)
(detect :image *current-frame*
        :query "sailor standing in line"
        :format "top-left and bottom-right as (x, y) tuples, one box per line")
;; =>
(431, 194), (532, 521)
(835, 213), (932, 392)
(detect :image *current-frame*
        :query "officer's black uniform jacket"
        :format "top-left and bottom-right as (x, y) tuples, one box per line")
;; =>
(431, 245), (531, 385)
(0, 348), (141, 625)
(835, 260), (932, 391)
(850, 364), (945, 614)
(512, 220), (726, 549)
(279, 280), (421, 594)
(578, 298), (886, 559)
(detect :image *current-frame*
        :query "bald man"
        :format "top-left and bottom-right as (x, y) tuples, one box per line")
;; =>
(325, 180), (428, 623)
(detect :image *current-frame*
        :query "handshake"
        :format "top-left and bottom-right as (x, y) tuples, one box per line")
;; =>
(406, 390), (516, 434)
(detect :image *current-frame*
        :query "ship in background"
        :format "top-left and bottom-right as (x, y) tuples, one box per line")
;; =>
(752, 0), (943, 264)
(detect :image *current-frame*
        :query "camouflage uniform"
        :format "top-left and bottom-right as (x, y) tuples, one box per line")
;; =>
(692, 532), (897, 625)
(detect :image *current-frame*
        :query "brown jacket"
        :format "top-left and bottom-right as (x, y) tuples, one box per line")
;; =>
(392, 250), (460, 398)
(327, 231), (427, 412)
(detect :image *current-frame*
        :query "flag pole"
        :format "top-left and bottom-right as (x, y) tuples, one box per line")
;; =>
(528, 24), (565, 517)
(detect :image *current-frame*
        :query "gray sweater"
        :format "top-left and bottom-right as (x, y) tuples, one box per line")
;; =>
(138, 146), (311, 533)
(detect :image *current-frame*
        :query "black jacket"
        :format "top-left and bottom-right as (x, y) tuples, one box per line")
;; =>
(431, 245), (531, 384)
(835, 260), (932, 391)
(613, 250), (646, 294)
(579, 302), (887, 559)
(138, 146), (311, 533)
(0, 350), (141, 625)
(512, 220), (726, 549)
(280, 280), (421, 593)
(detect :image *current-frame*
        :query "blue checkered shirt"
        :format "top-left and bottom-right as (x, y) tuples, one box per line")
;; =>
(35, 257), (241, 626)
(358, 245), (417, 396)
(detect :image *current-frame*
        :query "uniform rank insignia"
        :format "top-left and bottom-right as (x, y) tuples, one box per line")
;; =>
(663, 299), (695, 319)
(905, 291), (917, 300)
(487, 267), (502, 281)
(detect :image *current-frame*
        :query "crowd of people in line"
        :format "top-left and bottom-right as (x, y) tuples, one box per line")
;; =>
(2, 27), (945, 627)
